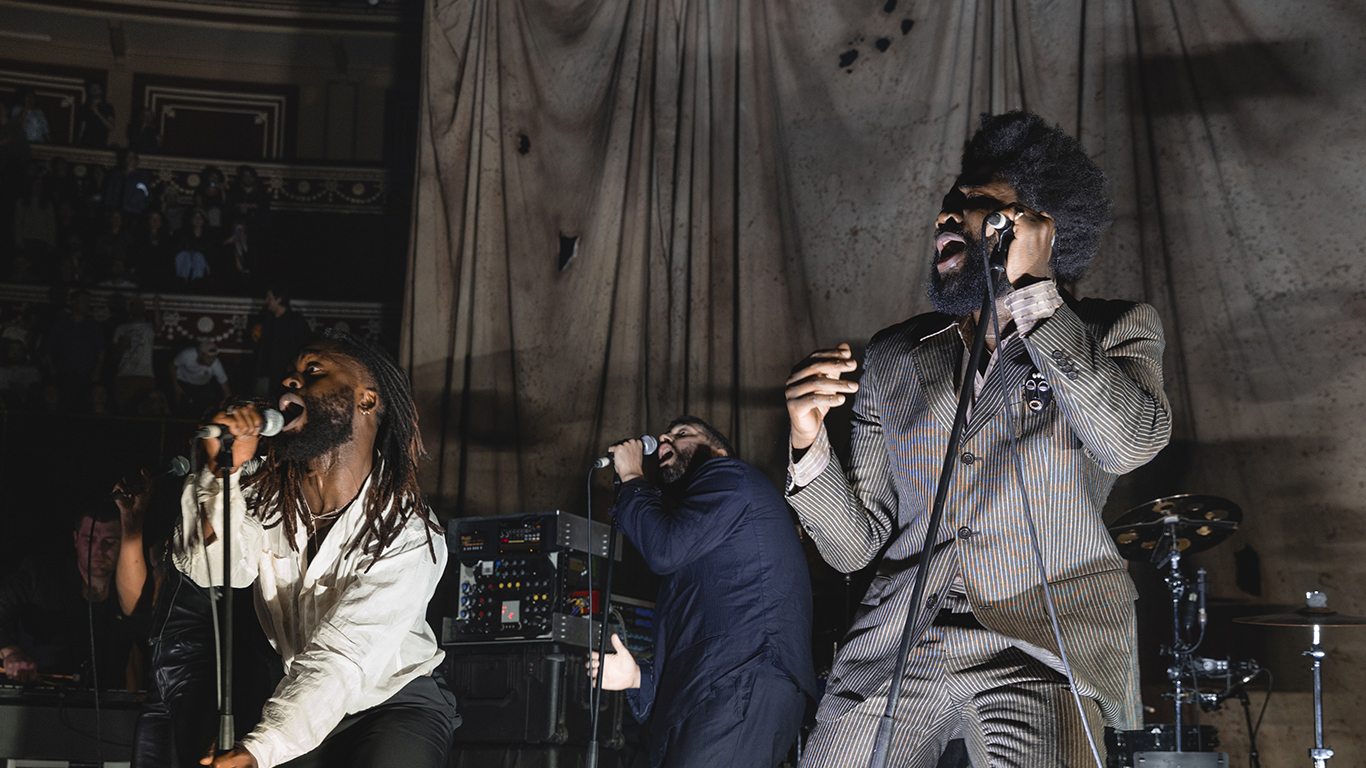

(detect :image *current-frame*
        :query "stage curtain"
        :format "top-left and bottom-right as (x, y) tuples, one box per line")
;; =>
(405, 4), (1366, 756)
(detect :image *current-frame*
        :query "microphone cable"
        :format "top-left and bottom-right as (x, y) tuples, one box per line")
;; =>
(980, 215), (1105, 768)
(85, 516), (104, 766)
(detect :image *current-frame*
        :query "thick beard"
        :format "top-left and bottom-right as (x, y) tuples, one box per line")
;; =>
(925, 232), (1009, 316)
(658, 443), (696, 486)
(274, 389), (355, 462)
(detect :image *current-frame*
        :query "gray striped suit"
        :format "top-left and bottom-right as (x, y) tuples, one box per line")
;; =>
(788, 295), (1171, 766)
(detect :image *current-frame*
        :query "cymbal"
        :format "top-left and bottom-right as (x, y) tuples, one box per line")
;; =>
(1234, 609), (1366, 628)
(1108, 494), (1242, 561)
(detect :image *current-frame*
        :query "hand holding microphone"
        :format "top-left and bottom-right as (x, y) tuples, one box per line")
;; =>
(597, 435), (659, 482)
(199, 403), (285, 473)
(983, 203), (1055, 287)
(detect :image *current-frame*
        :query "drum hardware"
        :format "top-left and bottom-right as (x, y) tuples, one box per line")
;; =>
(1112, 495), (1243, 755)
(1235, 591), (1366, 768)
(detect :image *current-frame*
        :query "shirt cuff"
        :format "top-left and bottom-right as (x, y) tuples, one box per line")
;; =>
(788, 426), (832, 492)
(1004, 278), (1063, 335)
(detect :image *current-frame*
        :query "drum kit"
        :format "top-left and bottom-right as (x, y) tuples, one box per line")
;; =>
(1107, 494), (1364, 768)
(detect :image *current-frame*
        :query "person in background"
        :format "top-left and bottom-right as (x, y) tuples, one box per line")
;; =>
(10, 87), (50, 144)
(252, 286), (311, 399)
(175, 209), (212, 287)
(13, 178), (55, 268)
(111, 296), (159, 413)
(44, 288), (104, 410)
(106, 150), (153, 220)
(0, 500), (142, 689)
(196, 167), (226, 236)
(229, 165), (270, 232)
(77, 82), (115, 149)
(0, 327), (41, 409)
(126, 107), (163, 155)
(170, 340), (229, 417)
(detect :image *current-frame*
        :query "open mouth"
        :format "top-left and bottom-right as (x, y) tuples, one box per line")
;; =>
(278, 392), (306, 431)
(935, 230), (967, 274)
(657, 444), (674, 465)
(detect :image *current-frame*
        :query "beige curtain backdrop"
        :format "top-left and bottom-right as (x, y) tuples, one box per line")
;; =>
(404, 0), (1366, 762)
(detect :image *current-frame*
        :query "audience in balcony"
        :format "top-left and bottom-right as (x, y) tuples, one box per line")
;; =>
(125, 108), (162, 155)
(43, 288), (105, 411)
(169, 340), (229, 418)
(77, 83), (115, 149)
(105, 150), (152, 217)
(110, 295), (157, 413)
(10, 88), (50, 145)
(196, 165), (227, 235)
(174, 208), (212, 286)
(13, 179), (55, 265)
(229, 164), (270, 229)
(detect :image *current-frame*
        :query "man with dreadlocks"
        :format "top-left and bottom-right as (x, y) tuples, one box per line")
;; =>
(175, 329), (459, 768)
(784, 112), (1171, 767)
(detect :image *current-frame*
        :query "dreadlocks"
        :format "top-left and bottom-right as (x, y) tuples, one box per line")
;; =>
(244, 328), (438, 562)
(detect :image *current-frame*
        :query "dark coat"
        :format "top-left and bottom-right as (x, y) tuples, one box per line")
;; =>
(614, 457), (816, 764)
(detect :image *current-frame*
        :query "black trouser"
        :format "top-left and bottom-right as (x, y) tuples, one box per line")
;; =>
(658, 664), (807, 768)
(132, 570), (275, 768)
(276, 674), (461, 768)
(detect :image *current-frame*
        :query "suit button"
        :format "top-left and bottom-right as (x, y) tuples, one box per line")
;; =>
(1051, 349), (1065, 359)
(1066, 372), (1079, 380)
(926, 593), (938, 606)
(957, 526), (974, 540)
(960, 452), (975, 465)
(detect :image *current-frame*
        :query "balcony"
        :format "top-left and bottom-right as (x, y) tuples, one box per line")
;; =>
(30, 145), (391, 215)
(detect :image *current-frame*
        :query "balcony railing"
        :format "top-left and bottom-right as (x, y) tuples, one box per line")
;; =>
(0, 283), (388, 355)
(30, 145), (393, 215)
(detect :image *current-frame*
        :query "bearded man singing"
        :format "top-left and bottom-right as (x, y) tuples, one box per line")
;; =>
(589, 417), (816, 768)
(785, 112), (1171, 767)
(180, 329), (459, 768)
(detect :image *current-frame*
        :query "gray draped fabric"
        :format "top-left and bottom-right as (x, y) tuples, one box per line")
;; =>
(405, 1), (1366, 762)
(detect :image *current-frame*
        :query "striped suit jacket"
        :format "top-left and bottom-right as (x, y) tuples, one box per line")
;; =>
(788, 294), (1171, 730)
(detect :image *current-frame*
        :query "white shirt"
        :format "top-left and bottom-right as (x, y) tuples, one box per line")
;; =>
(174, 465), (448, 768)
(112, 321), (155, 378)
(173, 346), (228, 386)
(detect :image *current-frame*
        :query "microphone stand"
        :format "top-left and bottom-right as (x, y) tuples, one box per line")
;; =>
(215, 436), (236, 754)
(866, 287), (993, 768)
(586, 473), (622, 768)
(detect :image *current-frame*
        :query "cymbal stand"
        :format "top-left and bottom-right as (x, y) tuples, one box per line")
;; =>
(1153, 518), (1200, 753)
(1305, 609), (1333, 767)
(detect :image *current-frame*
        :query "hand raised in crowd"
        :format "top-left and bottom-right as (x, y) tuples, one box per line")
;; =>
(608, 438), (647, 483)
(0, 645), (38, 685)
(113, 469), (154, 536)
(586, 633), (641, 691)
(991, 202), (1055, 288)
(201, 403), (266, 473)
(785, 343), (859, 450)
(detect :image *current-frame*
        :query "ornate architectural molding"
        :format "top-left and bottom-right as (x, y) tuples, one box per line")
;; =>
(0, 0), (407, 35)
(30, 145), (391, 214)
(0, 282), (388, 355)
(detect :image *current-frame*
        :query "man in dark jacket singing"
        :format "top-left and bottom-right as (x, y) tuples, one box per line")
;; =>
(589, 416), (816, 768)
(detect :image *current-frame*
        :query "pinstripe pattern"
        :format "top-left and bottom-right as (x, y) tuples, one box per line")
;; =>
(802, 595), (1106, 768)
(787, 296), (1170, 739)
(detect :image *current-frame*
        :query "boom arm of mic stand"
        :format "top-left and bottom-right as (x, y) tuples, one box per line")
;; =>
(586, 495), (621, 768)
(867, 290), (993, 768)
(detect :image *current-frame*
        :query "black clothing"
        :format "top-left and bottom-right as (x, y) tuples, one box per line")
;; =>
(253, 308), (312, 393)
(613, 457), (817, 767)
(275, 675), (460, 768)
(78, 101), (115, 148)
(0, 556), (141, 684)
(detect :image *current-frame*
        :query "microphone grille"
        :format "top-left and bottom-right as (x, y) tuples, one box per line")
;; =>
(986, 211), (1012, 232)
(261, 408), (286, 438)
(641, 434), (659, 455)
(169, 455), (191, 477)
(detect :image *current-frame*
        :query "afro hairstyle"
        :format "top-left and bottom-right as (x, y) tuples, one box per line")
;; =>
(960, 111), (1112, 283)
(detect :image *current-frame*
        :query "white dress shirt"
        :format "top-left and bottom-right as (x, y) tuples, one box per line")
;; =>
(174, 463), (447, 768)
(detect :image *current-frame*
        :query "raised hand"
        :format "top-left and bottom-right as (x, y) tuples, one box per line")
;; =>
(586, 633), (641, 690)
(785, 343), (859, 449)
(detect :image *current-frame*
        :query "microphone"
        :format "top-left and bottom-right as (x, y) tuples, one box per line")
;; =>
(195, 407), (286, 439)
(984, 211), (1015, 272)
(110, 456), (191, 499)
(593, 435), (659, 469)
(985, 211), (1013, 234)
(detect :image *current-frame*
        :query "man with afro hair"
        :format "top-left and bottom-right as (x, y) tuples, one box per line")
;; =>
(784, 112), (1171, 767)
